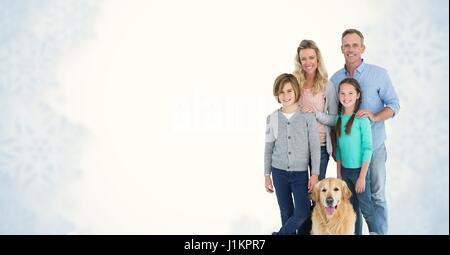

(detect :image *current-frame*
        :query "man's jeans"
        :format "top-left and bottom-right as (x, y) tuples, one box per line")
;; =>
(369, 144), (388, 234)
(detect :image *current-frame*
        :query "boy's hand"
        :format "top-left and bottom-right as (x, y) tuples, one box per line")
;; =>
(265, 176), (274, 193)
(308, 175), (319, 193)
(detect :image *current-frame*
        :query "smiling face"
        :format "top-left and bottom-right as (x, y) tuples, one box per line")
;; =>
(339, 83), (360, 112)
(312, 178), (352, 217)
(341, 32), (365, 67)
(277, 82), (297, 108)
(299, 48), (318, 77)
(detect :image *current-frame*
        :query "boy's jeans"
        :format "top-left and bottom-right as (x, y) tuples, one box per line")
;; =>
(272, 167), (310, 235)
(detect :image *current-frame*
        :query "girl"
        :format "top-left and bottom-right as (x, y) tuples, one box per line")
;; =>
(335, 77), (381, 235)
(264, 73), (320, 235)
(294, 39), (338, 181)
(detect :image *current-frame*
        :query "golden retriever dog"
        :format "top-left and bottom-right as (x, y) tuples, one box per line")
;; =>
(311, 178), (356, 235)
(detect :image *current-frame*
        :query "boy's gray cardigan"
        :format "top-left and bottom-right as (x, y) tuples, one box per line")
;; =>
(264, 110), (320, 176)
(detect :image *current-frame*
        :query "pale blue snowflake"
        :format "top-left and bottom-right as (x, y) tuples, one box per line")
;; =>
(0, 100), (85, 192)
(365, 0), (449, 234)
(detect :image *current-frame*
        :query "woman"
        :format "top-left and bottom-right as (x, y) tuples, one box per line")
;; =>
(293, 40), (338, 235)
(293, 39), (338, 181)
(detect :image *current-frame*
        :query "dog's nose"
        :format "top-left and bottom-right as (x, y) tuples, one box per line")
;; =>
(326, 197), (334, 206)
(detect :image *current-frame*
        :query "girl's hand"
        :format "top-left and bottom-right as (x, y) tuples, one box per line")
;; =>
(320, 132), (326, 141)
(265, 176), (274, 193)
(355, 176), (366, 193)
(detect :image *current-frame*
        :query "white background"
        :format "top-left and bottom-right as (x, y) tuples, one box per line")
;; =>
(1, 0), (448, 234)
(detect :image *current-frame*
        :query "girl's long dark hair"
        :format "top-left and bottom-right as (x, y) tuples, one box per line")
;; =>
(336, 78), (362, 138)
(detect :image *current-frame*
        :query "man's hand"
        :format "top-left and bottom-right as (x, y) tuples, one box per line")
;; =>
(356, 109), (377, 121)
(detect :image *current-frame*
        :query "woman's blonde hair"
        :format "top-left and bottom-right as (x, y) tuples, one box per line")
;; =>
(293, 39), (328, 95)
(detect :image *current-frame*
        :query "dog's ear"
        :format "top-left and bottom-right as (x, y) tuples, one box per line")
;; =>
(310, 181), (321, 202)
(341, 180), (352, 200)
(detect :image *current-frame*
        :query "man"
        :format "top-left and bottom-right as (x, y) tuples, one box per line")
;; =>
(330, 29), (400, 235)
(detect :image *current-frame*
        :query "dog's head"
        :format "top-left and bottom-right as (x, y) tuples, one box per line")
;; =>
(311, 178), (352, 217)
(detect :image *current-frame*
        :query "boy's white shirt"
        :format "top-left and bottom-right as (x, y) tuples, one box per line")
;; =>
(282, 112), (295, 120)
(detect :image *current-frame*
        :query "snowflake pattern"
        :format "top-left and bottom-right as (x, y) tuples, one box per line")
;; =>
(0, 0), (98, 96)
(0, 100), (84, 191)
(366, 1), (449, 234)
(0, 0), (98, 234)
(0, 0), (448, 234)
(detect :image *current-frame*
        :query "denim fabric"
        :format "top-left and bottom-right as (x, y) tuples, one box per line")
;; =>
(342, 166), (381, 235)
(318, 146), (330, 180)
(369, 144), (388, 234)
(272, 167), (311, 235)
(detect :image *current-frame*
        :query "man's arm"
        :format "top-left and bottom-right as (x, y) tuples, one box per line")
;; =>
(357, 68), (399, 121)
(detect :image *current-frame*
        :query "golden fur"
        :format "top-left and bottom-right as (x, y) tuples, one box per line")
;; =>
(311, 178), (356, 235)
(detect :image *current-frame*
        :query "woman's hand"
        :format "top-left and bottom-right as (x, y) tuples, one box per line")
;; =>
(301, 105), (316, 113)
